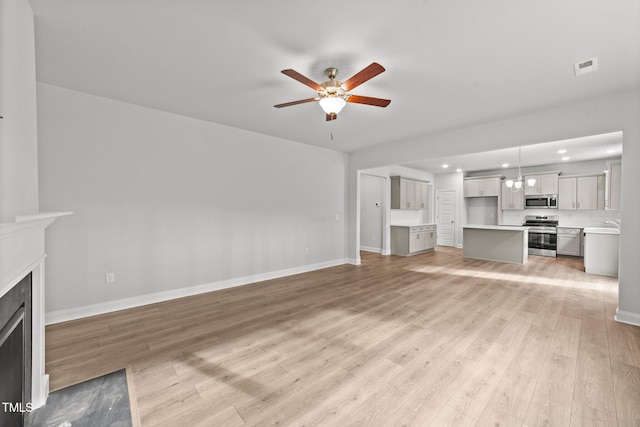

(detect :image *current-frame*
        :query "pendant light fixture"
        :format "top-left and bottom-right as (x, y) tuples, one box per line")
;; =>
(505, 147), (536, 191)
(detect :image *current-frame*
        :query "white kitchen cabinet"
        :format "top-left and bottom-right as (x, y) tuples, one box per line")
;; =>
(391, 225), (437, 256)
(558, 175), (604, 210)
(409, 230), (426, 253)
(464, 176), (500, 197)
(524, 172), (558, 195)
(426, 228), (437, 249)
(584, 228), (619, 276)
(557, 227), (582, 256)
(391, 176), (429, 210)
(605, 160), (622, 210)
(577, 176), (600, 209)
(501, 181), (524, 210)
(415, 181), (429, 209)
(558, 177), (576, 209)
(403, 179), (416, 209)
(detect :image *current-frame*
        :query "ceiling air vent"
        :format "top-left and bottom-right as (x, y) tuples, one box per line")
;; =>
(574, 57), (599, 76)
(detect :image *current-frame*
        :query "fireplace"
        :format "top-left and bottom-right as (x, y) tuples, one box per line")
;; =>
(0, 273), (32, 427)
(0, 212), (71, 417)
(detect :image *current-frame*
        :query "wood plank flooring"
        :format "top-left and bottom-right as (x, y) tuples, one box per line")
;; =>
(45, 247), (640, 426)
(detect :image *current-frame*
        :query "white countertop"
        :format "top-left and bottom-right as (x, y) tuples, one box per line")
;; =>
(583, 227), (620, 235)
(463, 224), (528, 231)
(390, 223), (436, 227)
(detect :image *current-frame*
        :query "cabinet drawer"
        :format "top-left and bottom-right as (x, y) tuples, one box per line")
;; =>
(410, 226), (428, 232)
(557, 228), (581, 235)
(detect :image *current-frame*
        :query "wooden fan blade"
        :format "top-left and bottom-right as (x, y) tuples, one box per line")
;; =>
(281, 69), (324, 91)
(274, 98), (318, 108)
(341, 62), (385, 91)
(326, 113), (337, 121)
(347, 95), (391, 107)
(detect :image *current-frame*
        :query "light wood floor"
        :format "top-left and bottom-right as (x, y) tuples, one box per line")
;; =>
(45, 247), (640, 426)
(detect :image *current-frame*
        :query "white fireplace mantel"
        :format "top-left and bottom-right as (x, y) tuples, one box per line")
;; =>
(0, 211), (72, 409)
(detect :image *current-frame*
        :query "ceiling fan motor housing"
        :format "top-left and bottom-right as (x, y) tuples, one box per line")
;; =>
(320, 79), (348, 98)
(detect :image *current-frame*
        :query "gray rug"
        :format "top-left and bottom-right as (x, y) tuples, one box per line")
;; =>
(26, 369), (132, 427)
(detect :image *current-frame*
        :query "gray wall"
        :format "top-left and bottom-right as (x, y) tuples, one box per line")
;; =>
(38, 84), (348, 318)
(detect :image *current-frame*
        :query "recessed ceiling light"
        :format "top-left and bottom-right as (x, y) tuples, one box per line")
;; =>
(557, 149), (567, 154)
(456, 168), (462, 173)
(502, 163), (509, 168)
(562, 156), (570, 161)
(606, 149), (616, 153)
(442, 164), (449, 169)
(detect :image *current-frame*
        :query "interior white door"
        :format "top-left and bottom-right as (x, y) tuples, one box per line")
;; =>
(436, 190), (456, 247)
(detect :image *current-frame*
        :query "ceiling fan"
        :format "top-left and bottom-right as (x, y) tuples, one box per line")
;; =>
(274, 62), (391, 121)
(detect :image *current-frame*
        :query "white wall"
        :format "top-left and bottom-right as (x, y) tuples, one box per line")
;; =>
(37, 84), (347, 320)
(0, 0), (39, 220)
(347, 89), (640, 325)
(466, 197), (498, 226)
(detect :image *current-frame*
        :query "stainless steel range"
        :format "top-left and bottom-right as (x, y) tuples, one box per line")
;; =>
(523, 215), (559, 257)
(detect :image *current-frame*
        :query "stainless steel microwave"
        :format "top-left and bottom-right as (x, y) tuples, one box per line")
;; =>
(525, 194), (557, 209)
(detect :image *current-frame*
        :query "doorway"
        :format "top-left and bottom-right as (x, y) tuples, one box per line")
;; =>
(359, 174), (386, 253)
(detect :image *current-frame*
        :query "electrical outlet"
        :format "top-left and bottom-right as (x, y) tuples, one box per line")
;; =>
(105, 272), (115, 284)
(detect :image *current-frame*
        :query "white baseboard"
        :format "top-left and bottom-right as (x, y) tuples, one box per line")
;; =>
(614, 308), (640, 327)
(360, 246), (382, 253)
(347, 257), (361, 265)
(45, 258), (348, 324)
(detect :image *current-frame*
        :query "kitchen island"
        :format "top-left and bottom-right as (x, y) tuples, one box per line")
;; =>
(463, 225), (529, 264)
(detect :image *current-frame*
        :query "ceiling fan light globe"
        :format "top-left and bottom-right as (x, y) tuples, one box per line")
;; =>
(319, 97), (346, 115)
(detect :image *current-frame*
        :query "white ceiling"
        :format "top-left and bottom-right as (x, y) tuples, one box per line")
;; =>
(402, 131), (623, 174)
(30, 1), (640, 154)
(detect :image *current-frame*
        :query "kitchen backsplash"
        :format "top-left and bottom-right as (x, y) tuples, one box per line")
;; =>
(502, 209), (621, 227)
(390, 209), (431, 225)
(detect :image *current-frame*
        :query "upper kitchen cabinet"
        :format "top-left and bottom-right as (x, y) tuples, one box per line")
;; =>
(501, 181), (524, 210)
(605, 160), (622, 210)
(524, 172), (558, 195)
(463, 176), (500, 198)
(415, 181), (429, 209)
(390, 176), (429, 210)
(558, 175), (605, 210)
